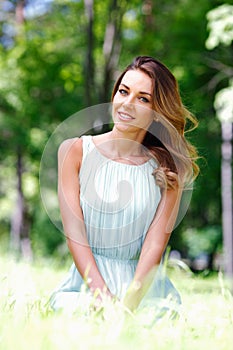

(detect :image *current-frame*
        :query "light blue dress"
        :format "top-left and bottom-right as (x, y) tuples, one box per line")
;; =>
(50, 135), (181, 313)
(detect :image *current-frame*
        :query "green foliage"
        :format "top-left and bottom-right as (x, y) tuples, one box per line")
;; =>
(31, 204), (65, 256)
(182, 226), (222, 259)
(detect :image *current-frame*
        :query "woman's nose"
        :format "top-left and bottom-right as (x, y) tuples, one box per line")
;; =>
(123, 93), (135, 106)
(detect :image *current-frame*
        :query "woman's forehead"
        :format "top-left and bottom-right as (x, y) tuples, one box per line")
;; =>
(120, 70), (152, 92)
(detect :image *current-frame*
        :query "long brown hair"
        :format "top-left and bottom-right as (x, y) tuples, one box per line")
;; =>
(111, 56), (199, 189)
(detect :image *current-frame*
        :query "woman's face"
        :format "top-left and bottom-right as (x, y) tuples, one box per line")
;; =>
(112, 69), (155, 133)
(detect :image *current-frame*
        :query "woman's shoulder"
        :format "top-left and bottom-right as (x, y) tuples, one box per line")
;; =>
(58, 137), (83, 163)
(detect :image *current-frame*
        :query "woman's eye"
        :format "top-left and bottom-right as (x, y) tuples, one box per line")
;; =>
(140, 97), (150, 103)
(119, 89), (128, 95)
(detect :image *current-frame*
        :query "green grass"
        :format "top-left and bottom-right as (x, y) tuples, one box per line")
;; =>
(0, 255), (233, 350)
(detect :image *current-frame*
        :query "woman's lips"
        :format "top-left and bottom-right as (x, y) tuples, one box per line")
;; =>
(118, 111), (135, 121)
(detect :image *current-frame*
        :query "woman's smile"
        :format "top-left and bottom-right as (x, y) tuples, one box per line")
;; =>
(117, 111), (135, 121)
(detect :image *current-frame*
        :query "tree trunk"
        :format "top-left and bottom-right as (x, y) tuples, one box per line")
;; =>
(101, 0), (125, 103)
(84, 0), (95, 106)
(9, 0), (33, 260)
(10, 148), (33, 260)
(10, 148), (24, 255)
(221, 122), (233, 277)
(15, 0), (25, 25)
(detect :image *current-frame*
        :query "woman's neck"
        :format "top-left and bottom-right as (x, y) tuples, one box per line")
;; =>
(105, 129), (147, 158)
(109, 127), (145, 157)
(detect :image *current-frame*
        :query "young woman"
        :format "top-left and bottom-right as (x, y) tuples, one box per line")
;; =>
(50, 56), (199, 313)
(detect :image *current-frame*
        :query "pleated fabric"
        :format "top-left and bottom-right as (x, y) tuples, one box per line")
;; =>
(50, 135), (181, 312)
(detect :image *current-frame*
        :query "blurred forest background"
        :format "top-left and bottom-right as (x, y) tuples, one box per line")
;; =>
(0, 0), (233, 272)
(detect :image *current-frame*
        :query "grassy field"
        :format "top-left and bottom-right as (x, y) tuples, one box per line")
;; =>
(0, 254), (233, 350)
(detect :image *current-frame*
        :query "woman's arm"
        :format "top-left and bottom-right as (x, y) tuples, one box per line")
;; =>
(123, 187), (182, 311)
(58, 138), (112, 297)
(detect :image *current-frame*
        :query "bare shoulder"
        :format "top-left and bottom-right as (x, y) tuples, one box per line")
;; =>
(58, 137), (83, 165)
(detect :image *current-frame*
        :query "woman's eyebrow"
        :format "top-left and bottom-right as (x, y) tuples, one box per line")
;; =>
(120, 83), (152, 96)
(140, 91), (152, 96)
(120, 83), (130, 90)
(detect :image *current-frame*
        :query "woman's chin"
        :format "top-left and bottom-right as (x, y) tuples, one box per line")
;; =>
(113, 121), (138, 133)
(113, 120), (151, 135)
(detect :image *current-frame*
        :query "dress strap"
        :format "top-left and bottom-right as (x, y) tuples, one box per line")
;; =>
(81, 135), (94, 161)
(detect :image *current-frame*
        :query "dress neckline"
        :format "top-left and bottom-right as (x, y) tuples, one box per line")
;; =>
(89, 135), (153, 168)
